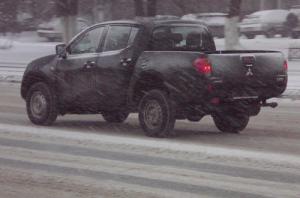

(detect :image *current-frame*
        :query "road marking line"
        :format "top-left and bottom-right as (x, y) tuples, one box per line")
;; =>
(0, 157), (274, 198)
(0, 123), (300, 165)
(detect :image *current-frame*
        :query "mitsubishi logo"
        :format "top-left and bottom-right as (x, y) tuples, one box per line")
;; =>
(246, 65), (254, 76)
(241, 55), (255, 77)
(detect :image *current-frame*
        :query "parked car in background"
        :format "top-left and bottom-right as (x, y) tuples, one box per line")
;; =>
(154, 15), (180, 20)
(181, 13), (226, 38)
(37, 17), (89, 42)
(240, 10), (290, 39)
(287, 5), (300, 38)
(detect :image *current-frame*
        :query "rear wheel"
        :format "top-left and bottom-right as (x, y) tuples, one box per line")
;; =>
(245, 34), (255, 39)
(265, 29), (276, 38)
(102, 111), (129, 123)
(26, 82), (58, 125)
(139, 90), (176, 138)
(282, 29), (291, 38)
(212, 112), (249, 133)
(291, 31), (300, 39)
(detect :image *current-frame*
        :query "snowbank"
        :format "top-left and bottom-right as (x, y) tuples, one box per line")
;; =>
(0, 38), (13, 50)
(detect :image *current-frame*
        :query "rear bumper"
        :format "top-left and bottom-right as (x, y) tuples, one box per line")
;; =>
(208, 75), (287, 101)
(178, 74), (287, 106)
(169, 73), (287, 119)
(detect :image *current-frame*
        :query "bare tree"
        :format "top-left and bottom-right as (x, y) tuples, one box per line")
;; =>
(134, 0), (145, 17)
(225, 0), (242, 50)
(56, 0), (78, 43)
(134, 0), (157, 17)
(0, 0), (19, 35)
(147, 0), (157, 17)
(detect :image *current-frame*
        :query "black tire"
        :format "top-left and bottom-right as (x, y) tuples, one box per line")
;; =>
(102, 111), (129, 123)
(138, 90), (176, 138)
(286, 13), (299, 29)
(281, 31), (290, 38)
(265, 29), (276, 38)
(291, 31), (300, 39)
(212, 112), (249, 133)
(26, 82), (58, 125)
(245, 34), (255, 39)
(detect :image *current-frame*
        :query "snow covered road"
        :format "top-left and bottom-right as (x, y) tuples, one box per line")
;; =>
(0, 82), (300, 198)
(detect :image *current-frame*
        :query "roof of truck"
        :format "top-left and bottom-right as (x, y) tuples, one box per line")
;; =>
(91, 19), (207, 29)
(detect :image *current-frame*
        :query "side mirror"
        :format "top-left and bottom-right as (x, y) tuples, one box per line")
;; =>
(55, 44), (67, 58)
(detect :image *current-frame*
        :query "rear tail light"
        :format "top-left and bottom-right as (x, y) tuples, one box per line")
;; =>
(210, 97), (220, 105)
(283, 60), (288, 72)
(193, 58), (212, 75)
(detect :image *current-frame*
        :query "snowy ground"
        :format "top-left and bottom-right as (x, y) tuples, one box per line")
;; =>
(0, 82), (300, 198)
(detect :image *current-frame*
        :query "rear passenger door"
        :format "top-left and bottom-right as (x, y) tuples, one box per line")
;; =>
(96, 25), (139, 109)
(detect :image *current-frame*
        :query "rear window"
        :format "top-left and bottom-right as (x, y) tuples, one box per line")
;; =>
(149, 25), (216, 51)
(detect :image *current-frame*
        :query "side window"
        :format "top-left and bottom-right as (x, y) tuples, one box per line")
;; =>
(128, 27), (139, 46)
(201, 29), (216, 51)
(103, 26), (132, 51)
(69, 26), (105, 54)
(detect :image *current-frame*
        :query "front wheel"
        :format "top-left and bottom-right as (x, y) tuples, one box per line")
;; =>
(212, 112), (249, 133)
(138, 90), (176, 138)
(26, 82), (58, 125)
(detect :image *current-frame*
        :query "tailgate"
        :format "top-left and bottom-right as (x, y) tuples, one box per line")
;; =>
(207, 51), (287, 98)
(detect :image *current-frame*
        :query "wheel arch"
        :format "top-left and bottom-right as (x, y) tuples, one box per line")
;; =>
(21, 72), (56, 100)
(130, 71), (170, 106)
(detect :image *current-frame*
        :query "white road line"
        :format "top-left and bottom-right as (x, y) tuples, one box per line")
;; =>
(0, 123), (300, 165)
(0, 146), (297, 198)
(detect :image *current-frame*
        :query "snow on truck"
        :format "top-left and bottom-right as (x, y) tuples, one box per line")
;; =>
(21, 19), (288, 137)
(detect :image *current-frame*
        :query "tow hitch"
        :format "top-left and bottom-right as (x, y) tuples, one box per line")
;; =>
(261, 100), (278, 108)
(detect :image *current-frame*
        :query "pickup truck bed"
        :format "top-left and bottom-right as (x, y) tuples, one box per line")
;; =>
(207, 50), (287, 98)
(136, 50), (287, 105)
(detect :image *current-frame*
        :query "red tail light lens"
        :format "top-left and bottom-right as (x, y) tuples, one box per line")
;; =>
(284, 60), (288, 72)
(193, 58), (212, 75)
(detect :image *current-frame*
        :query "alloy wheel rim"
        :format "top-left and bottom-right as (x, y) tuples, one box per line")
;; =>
(143, 99), (163, 130)
(30, 91), (47, 119)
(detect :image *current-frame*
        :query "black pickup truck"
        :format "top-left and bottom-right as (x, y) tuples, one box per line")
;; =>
(21, 19), (288, 137)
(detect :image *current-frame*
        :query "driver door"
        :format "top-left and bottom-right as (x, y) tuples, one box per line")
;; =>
(55, 25), (106, 110)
